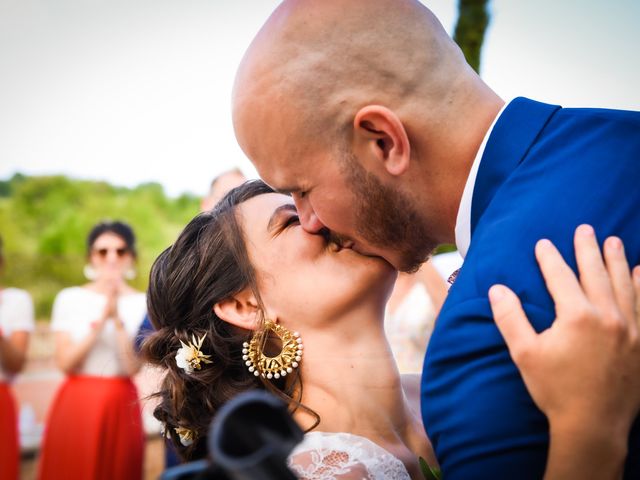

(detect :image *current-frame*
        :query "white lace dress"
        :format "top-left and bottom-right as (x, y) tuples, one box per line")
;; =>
(288, 432), (410, 479)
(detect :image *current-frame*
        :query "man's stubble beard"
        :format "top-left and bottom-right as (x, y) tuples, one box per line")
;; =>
(341, 151), (438, 273)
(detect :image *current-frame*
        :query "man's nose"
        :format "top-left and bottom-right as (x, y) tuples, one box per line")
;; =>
(294, 197), (326, 233)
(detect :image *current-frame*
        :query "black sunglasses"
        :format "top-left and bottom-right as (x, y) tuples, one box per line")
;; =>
(93, 247), (129, 258)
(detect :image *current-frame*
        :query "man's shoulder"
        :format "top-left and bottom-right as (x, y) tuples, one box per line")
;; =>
(508, 97), (640, 120)
(499, 97), (640, 150)
(558, 104), (640, 122)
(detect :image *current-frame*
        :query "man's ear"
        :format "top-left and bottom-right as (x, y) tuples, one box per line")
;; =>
(213, 288), (260, 331)
(353, 105), (410, 176)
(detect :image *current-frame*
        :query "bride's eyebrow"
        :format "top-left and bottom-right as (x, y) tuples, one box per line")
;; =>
(267, 204), (298, 232)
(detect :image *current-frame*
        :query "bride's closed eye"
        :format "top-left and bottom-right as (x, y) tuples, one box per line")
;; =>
(281, 214), (300, 229)
(267, 203), (300, 236)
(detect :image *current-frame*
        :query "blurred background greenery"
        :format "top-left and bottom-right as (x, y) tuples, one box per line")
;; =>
(0, 173), (200, 319)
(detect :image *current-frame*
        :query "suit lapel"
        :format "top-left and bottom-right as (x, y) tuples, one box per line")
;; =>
(470, 97), (561, 237)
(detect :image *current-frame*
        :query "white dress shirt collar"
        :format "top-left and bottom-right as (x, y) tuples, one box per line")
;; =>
(454, 102), (509, 258)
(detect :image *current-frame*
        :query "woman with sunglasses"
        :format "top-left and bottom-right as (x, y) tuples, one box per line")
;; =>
(39, 221), (146, 480)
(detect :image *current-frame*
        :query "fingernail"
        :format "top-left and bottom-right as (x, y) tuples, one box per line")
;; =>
(633, 266), (640, 283)
(577, 224), (595, 237)
(489, 285), (506, 302)
(607, 236), (622, 250)
(536, 238), (552, 250)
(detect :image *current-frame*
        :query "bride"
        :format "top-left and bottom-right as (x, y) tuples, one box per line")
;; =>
(143, 180), (640, 479)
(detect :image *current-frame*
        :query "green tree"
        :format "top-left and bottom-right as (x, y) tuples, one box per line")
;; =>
(0, 174), (200, 319)
(453, 0), (491, 74)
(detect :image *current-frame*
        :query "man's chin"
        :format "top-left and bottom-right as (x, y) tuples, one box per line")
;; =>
(364, 246), (433, 273)
(398, 250), (436, 274)
(349, 246), (399, 270)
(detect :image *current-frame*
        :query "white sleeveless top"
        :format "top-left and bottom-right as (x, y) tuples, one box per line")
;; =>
(0, 288), (35, 381)
(51, 287), (146, 377)
(384, 282), (436, 374)
(288, 431), (410, 479)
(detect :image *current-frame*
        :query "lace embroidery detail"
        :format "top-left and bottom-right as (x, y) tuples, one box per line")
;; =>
(288, 431), (410, 480)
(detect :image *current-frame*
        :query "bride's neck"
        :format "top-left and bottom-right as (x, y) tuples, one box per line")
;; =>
(294, 306), (421, 443)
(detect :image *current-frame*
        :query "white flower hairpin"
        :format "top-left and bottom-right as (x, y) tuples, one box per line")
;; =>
(175, 333), (213, 374)
(174, 426), (195, 447)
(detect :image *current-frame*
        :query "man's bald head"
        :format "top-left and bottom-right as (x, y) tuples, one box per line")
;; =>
(233, 0), (476, 162)
(232, 0), (502, 267)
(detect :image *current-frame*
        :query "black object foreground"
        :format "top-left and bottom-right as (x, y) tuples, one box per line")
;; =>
(160, 390), (304, 480)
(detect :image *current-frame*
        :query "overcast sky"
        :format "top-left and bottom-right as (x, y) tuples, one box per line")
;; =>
(1, 0), (638, 197)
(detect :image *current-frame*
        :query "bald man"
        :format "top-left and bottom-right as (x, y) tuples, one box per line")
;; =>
(200, 168), (247, 212)
(232, 1), (640, 478)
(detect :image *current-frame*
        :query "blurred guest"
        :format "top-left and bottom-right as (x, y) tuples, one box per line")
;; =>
(199, 168), (246, 211)
(430, 250), (464, 284)
(384, 260), (447, 373)
(39, 221), (146, 480)
(0, 236), (34, 480)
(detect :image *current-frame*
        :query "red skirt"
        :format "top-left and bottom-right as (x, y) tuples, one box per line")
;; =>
(0, 382), (19, 480)
(38, 376), (144, 480)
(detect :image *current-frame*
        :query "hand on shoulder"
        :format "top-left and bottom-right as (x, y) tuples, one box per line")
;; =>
(488, 224), (640, 477)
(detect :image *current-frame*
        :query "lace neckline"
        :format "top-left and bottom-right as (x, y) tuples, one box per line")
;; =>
(289, 430), (410, 479)
(305, 431), (397, 455)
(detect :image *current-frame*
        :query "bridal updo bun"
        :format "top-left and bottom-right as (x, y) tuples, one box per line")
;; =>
(142, 180), (304, 460)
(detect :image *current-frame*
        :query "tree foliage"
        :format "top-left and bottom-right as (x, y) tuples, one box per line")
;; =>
(0, 173), (200, 319)
(453, 0), (491, 74)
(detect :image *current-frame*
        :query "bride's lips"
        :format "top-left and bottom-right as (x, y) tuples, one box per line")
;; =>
(323, 228), (353, 253)
(331, 240), (381, 258)
(340, 239), (355, 250)
(328, 239), (354, 252)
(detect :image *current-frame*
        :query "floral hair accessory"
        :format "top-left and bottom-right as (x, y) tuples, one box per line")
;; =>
(175, 333), (213, 374)
(174, 426), (195, 447)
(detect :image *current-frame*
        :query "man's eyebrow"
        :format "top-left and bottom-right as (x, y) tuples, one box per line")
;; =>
(267, 203), (298, 232)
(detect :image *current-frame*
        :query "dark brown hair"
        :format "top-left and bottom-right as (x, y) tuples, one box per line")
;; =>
(87, 220), (137, 258)
(143, 180), (309, 460)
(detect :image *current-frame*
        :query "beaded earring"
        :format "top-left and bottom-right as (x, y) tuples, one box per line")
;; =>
(242, 321), (303, 380)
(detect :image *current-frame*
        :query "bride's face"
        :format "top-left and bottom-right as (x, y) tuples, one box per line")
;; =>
(237, 193), (397, 327)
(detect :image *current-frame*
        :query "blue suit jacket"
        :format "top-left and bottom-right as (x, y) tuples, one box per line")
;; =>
(421, 97), (640, 479)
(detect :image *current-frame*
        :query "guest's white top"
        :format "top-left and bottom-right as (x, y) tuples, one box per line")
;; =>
(0, 288), (35, 381)
(384, 283), (436, 374)
(288, 431), (410, 479)
(51, 287), (146, 377)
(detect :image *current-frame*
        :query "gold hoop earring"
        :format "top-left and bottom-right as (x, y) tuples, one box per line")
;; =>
(242, 321), (303, 380)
